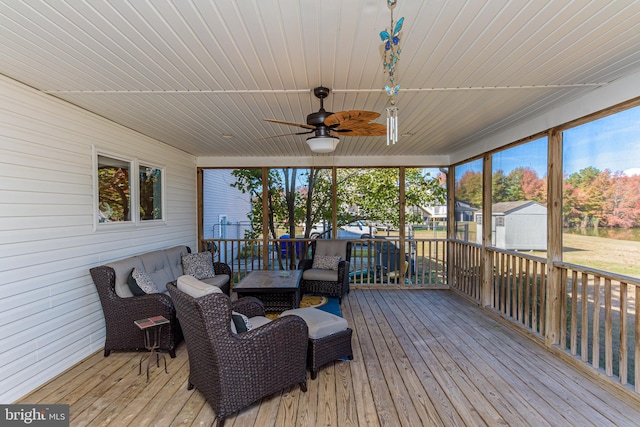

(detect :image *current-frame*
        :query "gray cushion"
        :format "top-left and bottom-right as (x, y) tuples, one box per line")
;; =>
(280, 307), (348, 339)
(165, 245), (190, 279)
(107, 257), (146, 298)
(105, 246), (189, 298)
(249, 316), (271, 329)
(200, 275), (230, 288)
(139, 250), (174, 293)
(177, 275), (222, 298)
(315, 240), (348, 258)
(302, 268), (339, 282)
(182, 252), (215, 280)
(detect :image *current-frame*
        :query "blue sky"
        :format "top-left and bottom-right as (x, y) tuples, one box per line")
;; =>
(563, 106), (640, 176)
(454, 105), (640, 179)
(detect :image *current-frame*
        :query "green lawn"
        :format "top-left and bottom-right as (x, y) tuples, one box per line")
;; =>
(560, 233), (640, 278)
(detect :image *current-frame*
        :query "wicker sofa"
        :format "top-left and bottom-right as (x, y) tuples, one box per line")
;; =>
(89, 246), (231, 357)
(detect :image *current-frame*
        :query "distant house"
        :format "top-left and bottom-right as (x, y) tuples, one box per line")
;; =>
(203, 170), (252, 258)
(417, 204), (447, 227)
(417, 199), (478, 226)
(476, 201), (547, 250)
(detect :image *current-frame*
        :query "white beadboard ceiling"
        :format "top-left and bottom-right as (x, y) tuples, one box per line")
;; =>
(2, 0), (640, 162)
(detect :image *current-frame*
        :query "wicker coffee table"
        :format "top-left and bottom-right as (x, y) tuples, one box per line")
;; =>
(234, 270), (302, 312)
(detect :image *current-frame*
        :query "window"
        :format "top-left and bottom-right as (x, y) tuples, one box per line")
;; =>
(491, 136), (548, 253)
(562, 105), (640, 277)
(454, 159), (482, 242)
(139, 164), (163, 221)
(219, 215), (228, 239)
(96, 151), (165, 227)
(97, 154), (132, 223)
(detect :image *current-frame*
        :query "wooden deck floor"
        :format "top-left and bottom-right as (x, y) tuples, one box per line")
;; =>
(18, 289), (640, 426)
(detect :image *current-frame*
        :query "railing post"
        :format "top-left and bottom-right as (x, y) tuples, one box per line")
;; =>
(546, 129), (563, 345)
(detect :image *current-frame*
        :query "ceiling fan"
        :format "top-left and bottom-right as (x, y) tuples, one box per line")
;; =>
(262, 86), (386, 153)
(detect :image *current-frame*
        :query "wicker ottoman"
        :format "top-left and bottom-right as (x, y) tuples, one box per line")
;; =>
(280, 307), (353, 379)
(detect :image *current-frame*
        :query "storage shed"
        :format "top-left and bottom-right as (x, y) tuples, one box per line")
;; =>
(476, 201), (547, 251)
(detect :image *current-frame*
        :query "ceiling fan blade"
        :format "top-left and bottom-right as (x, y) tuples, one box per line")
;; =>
(263, 118), (316, 130)
(335, 123), (387, 137)
(256, 130), (314, 140)
(325, 110), (386, 136)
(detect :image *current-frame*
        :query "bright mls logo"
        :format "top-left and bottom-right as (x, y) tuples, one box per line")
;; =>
(1, 405), (69, 426)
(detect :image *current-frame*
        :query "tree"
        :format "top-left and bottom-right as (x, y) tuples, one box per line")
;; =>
(564, 167), (605, 228)
(231, 167), (446, 243)
(98, 166), (130, 222)
(492, 169), (508, 203)
(493, 167), (546, 204)
(521, 168), (546, 202)
(602, 172), (640, 228)
(337, 168), (446, 228)
(505, 168), (526, 201)
(455, 170), (483, 207)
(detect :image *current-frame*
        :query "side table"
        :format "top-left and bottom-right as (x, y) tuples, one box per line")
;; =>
(135, 315), (170, 381)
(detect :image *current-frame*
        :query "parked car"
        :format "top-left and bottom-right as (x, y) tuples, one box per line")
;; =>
(306, 220), (377, 240)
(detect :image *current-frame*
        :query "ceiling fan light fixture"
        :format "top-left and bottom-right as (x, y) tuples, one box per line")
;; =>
(306, 135), (340, 153)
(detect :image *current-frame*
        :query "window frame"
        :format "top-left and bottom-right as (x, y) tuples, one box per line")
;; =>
(93, 148), (166, 231)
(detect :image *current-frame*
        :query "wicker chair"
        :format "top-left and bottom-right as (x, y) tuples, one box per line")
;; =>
(166, 282), (308, 427)
(90, 265), (183, 358)
(298, 240), (352, 303)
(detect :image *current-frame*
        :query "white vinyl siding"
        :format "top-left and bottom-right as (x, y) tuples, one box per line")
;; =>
(202, 169), (252, 240)
(0, 75), (197, 402)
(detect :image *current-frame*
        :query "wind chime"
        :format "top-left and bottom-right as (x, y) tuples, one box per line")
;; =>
(379, 0), (404, 145)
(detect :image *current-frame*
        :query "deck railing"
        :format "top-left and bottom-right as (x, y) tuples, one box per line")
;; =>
(201, 237), (448, 288)
(449, 239), (482, 301)
(490, 248), (548, 337)
(555, 262), (639, 392)
(449, 240), (639, 393)
(205, 237), (639, 393)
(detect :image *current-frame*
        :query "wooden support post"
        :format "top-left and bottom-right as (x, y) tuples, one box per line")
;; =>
(262, 168), (270, 269)
(197, 168), (204, 251)
(546, 129), (563, 345)
(447, 167), (455, 288)
(482, 154), (493, 307)
(332, 167), (338, 234)
(399, 168), (406, 284)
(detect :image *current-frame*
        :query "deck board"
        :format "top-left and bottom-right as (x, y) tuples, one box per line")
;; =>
(17, 289), (640, 427)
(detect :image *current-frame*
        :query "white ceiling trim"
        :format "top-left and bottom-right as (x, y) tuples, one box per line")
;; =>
(196, 154), (451, 168)
(44, 83), (609, 94)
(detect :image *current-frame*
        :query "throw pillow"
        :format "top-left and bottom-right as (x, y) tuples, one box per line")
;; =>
(231, 311), (253, 333)
(312, 255), (341, 271)
(131, 268), (159, 294)
(127, 270), (146, 296)
(182, 252), (215, 280)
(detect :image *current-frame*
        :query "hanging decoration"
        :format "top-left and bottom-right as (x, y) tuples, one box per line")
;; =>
(379, 0), (404, 145)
